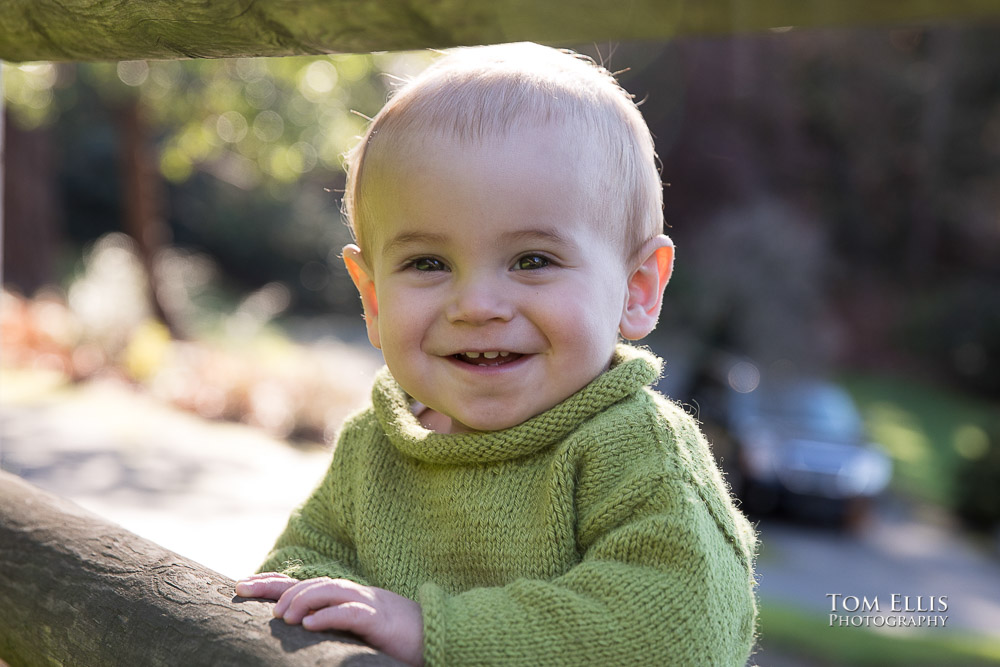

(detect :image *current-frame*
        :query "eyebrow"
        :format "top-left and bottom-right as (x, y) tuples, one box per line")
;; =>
(498, 228), (575, 248)
(382, 231), (449, 255)
(381, 227), (575, 255)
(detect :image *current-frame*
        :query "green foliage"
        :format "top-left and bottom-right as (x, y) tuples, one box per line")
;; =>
(2, 62), (66, 128)
(759, 602), (1000, 666)
(4, 52), (436, 313)
(5, 52), (435, 188)
(96, 53), (430, 185)
(954, 429), (1000, 531)
(841, 373), (1000, 510)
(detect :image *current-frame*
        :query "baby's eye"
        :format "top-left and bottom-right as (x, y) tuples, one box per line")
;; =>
(410, 257), (448, 272)
(514, 254), (550, 271)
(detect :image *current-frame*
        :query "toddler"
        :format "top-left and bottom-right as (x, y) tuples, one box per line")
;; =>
(236, 42), (757, 666)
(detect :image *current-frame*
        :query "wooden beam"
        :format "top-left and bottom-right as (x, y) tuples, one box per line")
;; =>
(1, 0), (998, 62)
(0, 471), (403, 667)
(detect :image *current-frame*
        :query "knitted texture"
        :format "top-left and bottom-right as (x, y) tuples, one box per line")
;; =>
(259, 344), (758, 666)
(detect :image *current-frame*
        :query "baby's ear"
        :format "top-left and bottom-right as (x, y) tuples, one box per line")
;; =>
(342, 244), (381, 349)
(619, 235), (674, 340)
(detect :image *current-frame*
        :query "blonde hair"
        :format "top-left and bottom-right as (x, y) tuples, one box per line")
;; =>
(343, 42), (663, 262)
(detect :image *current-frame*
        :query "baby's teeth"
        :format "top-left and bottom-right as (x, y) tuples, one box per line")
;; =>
(499, 351), (509, 357)
(478, 363), (487, 367)
(465, 351), (480, 359)
(483, 351), (499, 359)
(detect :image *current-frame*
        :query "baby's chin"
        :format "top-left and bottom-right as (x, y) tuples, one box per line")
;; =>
(423, 406), (538, 434)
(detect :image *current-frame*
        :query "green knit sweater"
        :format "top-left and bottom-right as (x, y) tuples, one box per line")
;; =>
(260, 344), (758, 666)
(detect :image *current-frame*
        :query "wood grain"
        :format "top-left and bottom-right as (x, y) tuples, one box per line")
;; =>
(1, 0), (998, 62)
(0, 471), (403, 667)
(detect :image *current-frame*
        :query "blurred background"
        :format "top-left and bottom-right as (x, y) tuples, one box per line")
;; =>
(2, 17), (1000, 666)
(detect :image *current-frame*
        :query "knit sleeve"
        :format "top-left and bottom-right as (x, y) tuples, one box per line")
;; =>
(418, 410), (757, 666)
(256, 414), (371, 585)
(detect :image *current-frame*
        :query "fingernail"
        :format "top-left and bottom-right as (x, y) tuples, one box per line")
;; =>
(235, 583), (250, 596)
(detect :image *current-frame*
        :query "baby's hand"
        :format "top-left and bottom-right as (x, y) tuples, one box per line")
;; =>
(236, 573), (424, 666)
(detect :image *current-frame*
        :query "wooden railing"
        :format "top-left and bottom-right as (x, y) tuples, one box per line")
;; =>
(3, 0), (999, 62)
(0, 471), (401, 667)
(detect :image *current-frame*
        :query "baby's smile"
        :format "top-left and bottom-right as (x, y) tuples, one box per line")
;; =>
(451, 350), (524, 367)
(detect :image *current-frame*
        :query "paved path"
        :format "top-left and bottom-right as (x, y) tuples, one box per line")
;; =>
(0, 370), (345, 579)
(756, 502), (1000, 640)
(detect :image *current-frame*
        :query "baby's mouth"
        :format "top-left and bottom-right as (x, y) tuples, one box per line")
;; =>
(453, 351), (523, 367)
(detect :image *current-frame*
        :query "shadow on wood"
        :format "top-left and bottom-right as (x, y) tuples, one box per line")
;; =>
(0, 471), (403, 667)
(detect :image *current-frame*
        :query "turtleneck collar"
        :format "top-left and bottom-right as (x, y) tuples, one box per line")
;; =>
(371, 344), (662, 465)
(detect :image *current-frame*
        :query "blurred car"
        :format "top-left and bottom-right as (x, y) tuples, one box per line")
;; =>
(699, 368), (892, 527)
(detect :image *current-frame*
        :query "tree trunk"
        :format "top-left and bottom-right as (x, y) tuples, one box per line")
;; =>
(0, 471), (402, 667)
(117, 97), (184, 339)
(1, 0), (998, 63)
(2, 116), (61, 296)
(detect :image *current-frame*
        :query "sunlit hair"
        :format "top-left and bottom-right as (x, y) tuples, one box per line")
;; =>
(343, 42), (663, 263)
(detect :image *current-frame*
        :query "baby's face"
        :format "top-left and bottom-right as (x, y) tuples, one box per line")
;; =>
(348, 124), (634, 433)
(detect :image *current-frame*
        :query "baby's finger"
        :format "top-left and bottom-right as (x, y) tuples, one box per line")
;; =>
(274, 578), (327, 618)
(301, 601), (378, 636)
(279, 579), (366, 624)
(240, 572), (292, 581)
(235, 574), (298, 600)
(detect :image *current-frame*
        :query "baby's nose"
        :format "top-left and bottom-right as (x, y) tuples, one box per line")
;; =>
(445, 277), (515, 325)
